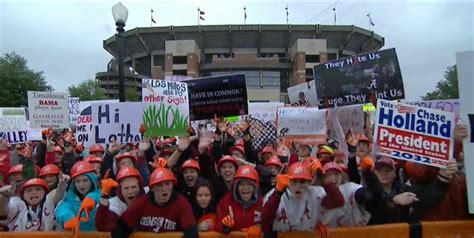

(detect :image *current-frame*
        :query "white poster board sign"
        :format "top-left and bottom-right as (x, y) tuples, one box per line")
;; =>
(276, 107), (327, 145)
(373, 99), (455, 169)
(287, 80), (318, 107)
(0, 108), (28, 144)
(27, 91), (69, 129)
(456, 50), (474, 214)
(337, 105), (365, 134)
(68, 97), (80, 126)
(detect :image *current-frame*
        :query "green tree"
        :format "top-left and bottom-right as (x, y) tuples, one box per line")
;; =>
(68, 79), (108, 101)
(0, 52), (52, 107)
(422, 65), (459, 100)
(125, 87), (140, 101)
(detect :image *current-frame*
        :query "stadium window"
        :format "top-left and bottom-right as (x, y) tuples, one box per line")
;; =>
(173, 70), (187, 76)
(305, 54), (320, 63)
(327, 53), (337, 61)
(261, 71), (280, 88)
(173, 56), (187, 64)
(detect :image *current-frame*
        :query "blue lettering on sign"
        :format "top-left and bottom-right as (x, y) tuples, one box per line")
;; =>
(378, 107), (452, 138)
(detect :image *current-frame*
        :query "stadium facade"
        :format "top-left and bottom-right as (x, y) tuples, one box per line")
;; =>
(96, 24), (384, 102)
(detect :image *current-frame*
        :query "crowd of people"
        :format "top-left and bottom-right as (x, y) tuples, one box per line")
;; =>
(0, 108), (471, 238)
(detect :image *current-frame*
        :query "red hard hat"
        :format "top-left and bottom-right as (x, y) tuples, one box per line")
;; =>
(404, 162), (438, 184)
(115, 152), (137, 163)
(159, 149), (174, 157)
(323, 162), (343, 174)
(116, 167), (142, 182)
(39, 164), (62, 177)
(234, 165), (259, 184)
(287, 162), (312, 181)
(264, 156), (283, 167)
(83, 155), (103, 164)
(163, 138), (176, 147)
(7, 164), (23, 176)
(229, 145), (245, 155)
(181, 159), (200, 173)
(53, 146), (63, 154)
(70, 161), (96, 179)
(260, 146), (275, 155)
(217, 155), (239, 170)
(357, 134), (370, 143)
(89, 144), (105, 154)
(20, 178), (49, 197)
(149, 167), (177, 187)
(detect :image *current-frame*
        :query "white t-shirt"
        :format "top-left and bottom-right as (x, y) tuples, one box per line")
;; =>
(7, 194), (56, 232)
(265, 186), (327, 232)
(321, 182), (370, 227)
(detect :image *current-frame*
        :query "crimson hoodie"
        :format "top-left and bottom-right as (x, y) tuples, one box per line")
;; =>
(216, 192), (263, 233)
(0, 148), (11, 185)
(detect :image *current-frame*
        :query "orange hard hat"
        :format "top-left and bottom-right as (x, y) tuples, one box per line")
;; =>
(8, 164), (23, 176)
(53, 146), (63, 154)
(20, 178), (49, 197)
(217, 155), (239, 170)
(357, 134), (370, 143)
(229, 145), (245, 155)
(116, 167), (142, 182)
(323, 162), (343, 174)
(181, 159), (200, 173)
(287, 162), (312, 181)
(115, 152), (137, 163)
(149, 167), (177, 187)
(264, 156), (283, 167)
(70, 161), (96, 179)
(39, 164), (62, 177)
(89, 144), (105, 154)
(83, 155), (103, 164)
(234, 165), (259, 184)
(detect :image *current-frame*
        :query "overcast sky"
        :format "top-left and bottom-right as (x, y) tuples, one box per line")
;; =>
(1, 0), (473, 100)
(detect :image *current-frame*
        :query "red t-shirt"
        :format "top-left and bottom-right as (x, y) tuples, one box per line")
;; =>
(121, 192), (196, 233)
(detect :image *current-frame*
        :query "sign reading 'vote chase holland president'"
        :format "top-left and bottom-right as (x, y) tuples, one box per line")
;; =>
(313, 48), (405, 109)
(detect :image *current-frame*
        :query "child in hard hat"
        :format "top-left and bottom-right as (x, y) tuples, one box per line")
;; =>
(216, 165), (263, 233)
(0, 178), (56, 231)
(113, 167), (198, 238)
(95, 167), (147, 231)
(55, 161), (101, 231)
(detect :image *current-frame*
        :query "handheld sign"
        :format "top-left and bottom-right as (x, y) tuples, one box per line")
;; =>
(68, 97), (80, 126)
(142, 78), (190, 137)
(247, 102), (284, 150)
(456, 50), (474, 214)
(186, 74), (248, 121)
(287, 80), (317, 107)
(313, 48), (405, 109)
(404, 99), (461, 120)
(276, 107), (327, 145)
(373, 99), (455, 168)
(0, 108), (28, 144)
(27, 91), (69, 129)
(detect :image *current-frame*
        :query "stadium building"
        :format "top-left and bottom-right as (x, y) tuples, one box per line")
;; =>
(96, 24), (384, 102)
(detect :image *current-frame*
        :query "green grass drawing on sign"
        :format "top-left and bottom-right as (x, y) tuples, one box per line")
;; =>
(142, 103), (188, 137)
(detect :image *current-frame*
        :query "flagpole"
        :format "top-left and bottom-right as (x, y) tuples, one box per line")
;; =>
(197, 7), (200, 25)
(244, 6), (246, 25)
(285, 4), (289, 25)
(150, 8), (153, 27)
(367, 12), (371, 31)
(333, 4), (336, 25)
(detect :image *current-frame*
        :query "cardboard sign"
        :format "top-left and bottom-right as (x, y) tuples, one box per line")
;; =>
(26, 121), (43, 141)
(456, 51), (474, 214)
(68, 97), (80, 126)
(141, 78), (190, 137)
(247, 102), (283, 150)
(405, 99), (461, 120)
(76, 106), (94, 148)
(287, 80), (317, 107)
(276, 107), (327, 145)
(336, 105), (365, 134)
(373, 99), (455, 168)
(186, 74), (248, 121)
(313, 48), (405, 109)
(0, 108), (28, 144)
(91, 103), (143, 144)
(27, 91), (69, 129)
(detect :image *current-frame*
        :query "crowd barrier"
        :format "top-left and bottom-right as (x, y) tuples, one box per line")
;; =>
(0, 221), (473, 238)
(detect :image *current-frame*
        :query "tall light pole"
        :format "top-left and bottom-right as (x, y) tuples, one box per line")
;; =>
(112, 2), (128, 102)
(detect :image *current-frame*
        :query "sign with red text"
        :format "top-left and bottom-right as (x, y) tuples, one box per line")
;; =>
(185, 74), (248, 121)
(276, 107), (327, 145)
(27, 91), (69, 129)
(141, 79), (189, 137)
(374, 99), (455, 168)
